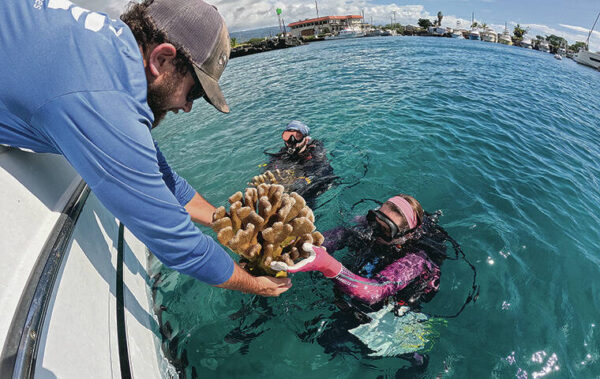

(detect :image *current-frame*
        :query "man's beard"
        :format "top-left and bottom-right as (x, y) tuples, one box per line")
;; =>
(146, 71), (180, 128)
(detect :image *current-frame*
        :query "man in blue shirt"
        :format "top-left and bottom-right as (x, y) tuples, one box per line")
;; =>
(0, 0), (291, 296)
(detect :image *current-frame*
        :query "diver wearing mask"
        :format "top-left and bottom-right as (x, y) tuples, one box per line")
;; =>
(263, 121), (336, 207)
(280, 120), (315, 159)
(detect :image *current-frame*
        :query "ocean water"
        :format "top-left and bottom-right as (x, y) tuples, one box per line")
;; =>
(151, 36), (600, 378)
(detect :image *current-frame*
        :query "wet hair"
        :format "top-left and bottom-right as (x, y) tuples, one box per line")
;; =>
(120, 0), (194, 76)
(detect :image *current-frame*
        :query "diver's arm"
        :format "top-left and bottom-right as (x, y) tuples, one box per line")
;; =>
(273, 244), (426, 305)
(216, 262), (292, 296)
(185, 192), (217, 226)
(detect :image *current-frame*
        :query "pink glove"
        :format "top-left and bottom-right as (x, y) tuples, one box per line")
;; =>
(270, 243), (343, 278)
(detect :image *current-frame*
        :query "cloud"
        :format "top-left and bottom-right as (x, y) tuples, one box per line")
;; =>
(72, 0), (600, 51)
(216, 1), (433, 31)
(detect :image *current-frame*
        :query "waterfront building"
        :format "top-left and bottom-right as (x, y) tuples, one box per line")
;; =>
(288, 15), (362, 38)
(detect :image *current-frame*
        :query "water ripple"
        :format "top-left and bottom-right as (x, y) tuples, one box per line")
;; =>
(153, 37), (600, 378)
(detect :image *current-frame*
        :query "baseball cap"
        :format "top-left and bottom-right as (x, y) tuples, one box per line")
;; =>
(285, 120), (310, 136)
(147, 0), (231, 113)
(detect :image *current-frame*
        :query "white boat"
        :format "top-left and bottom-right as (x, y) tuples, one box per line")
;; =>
(468, 28), (481, 40)
(554, 53), (563, 60)
(538, 39), (551, 52)
(324, 28), (365, 40)
(498, 23), (513, 45)
(574, 11), (600, 70)
(520, 38), (533, 49)
(480, 28), (498, 43)
(0, 146), (172, 378)
(451, 21), (465, 39)
(574, 50), (600, 69)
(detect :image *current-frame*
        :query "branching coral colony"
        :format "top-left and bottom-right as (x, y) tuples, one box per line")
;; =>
(211, 183), (324, 276)
(249, 169), (299, 187)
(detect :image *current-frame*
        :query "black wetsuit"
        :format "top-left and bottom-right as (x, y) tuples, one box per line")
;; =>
(264, 139), (337, 207)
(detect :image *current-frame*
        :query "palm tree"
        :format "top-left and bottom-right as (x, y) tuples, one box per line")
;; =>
(437, 11), (443, 27)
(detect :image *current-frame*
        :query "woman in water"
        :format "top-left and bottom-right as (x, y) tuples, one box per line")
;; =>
(272, 194), (473, 367)
(272, 194), (444, 307)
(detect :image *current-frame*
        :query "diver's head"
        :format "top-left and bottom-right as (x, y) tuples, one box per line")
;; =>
(367, 194), (424, 246)
(282, 120), (310, 155)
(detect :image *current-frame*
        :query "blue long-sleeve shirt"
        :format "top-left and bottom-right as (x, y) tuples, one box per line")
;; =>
(0, 0), (233, 284)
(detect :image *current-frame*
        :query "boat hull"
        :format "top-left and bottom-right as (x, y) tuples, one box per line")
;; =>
(574, 50), (600, 69)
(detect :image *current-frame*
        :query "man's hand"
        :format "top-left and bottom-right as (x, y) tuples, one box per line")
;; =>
(253, 276), (293, 297)
(215, 262), (292, 297)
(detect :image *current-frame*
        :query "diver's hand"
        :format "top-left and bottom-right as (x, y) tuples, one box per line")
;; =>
(270, 243), (342, 278)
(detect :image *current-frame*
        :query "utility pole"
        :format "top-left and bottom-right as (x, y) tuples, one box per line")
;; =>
(361, 9), (364, 29)
(315, 0), (319, 19)
(276, 8), (283, 35)
(392, 10), (396, 28)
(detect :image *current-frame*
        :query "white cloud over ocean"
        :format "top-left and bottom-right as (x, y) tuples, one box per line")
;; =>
(74, 0), (600, 51)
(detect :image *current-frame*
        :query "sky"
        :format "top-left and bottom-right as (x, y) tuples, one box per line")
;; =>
(76, 0), (600, 51)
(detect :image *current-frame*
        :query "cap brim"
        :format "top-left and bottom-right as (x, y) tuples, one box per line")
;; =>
(194, 65), (229, 113)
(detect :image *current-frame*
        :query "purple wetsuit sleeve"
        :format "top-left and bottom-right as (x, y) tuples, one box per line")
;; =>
(332, 252), (439, 305)
(30, 91), (234, 285)
(321, 226), (348, 253)
(154, 140), (196, 206)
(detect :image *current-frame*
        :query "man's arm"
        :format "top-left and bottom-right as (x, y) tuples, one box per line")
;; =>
(32, 91), (290, 296)
(185, 192), (216, 226)
(153, 142), (217, 226)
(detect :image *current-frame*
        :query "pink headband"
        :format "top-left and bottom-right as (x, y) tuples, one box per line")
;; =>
(387, 196), (418, 229)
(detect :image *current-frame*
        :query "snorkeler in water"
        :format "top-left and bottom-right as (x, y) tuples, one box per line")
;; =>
(262, 121), (337, 207)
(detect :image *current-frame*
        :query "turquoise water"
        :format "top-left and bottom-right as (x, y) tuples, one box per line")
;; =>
(152, 37), (600, 378)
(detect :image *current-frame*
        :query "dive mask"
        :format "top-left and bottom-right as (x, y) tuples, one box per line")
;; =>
(367, 209), (417, 244)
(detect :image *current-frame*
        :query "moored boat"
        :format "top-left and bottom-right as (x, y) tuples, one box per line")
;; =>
(468, 28), (481, 40)
(324, 28), (365, 40)
(498, 23), (513, 45)
(574, 11), (600, 70)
